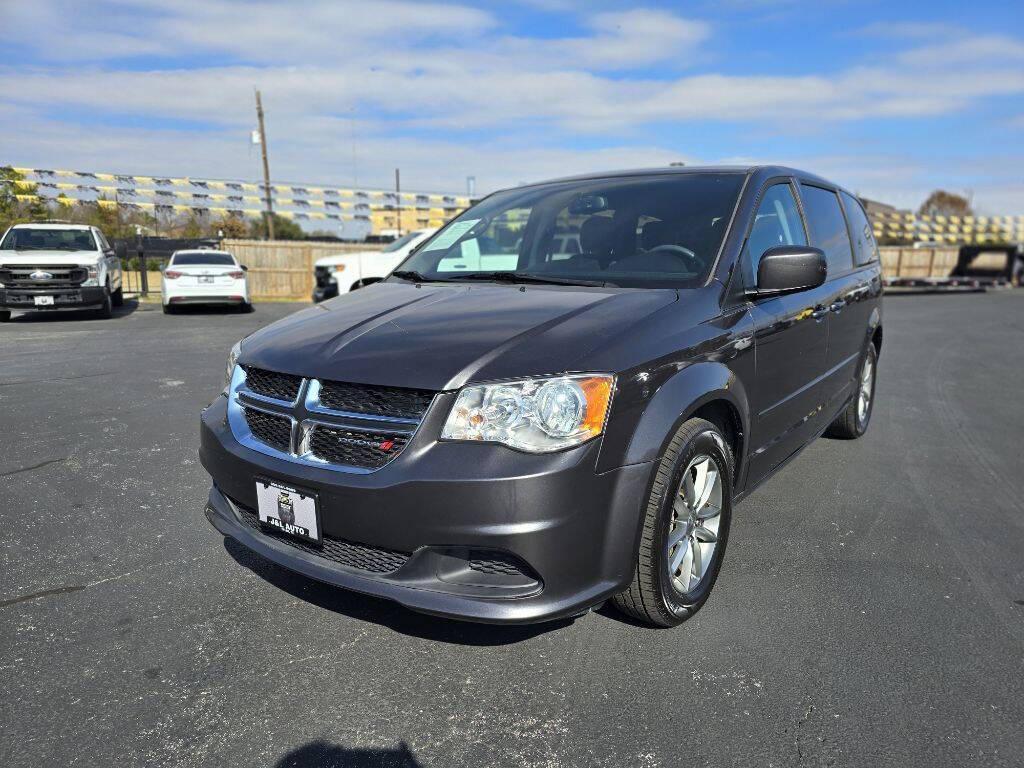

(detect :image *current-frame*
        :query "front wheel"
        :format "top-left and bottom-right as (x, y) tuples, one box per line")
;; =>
(612, 417), (734, 628)
(826, 343), (877, 439)
(94, 288), (113, 319)
(111, 286), (124, 307)
(0, 310), (10, 322)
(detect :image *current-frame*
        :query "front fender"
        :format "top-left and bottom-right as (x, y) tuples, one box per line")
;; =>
(619, 361), (750, 470)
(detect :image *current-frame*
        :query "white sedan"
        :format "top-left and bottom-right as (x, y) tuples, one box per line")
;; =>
(313, 228), (437, 302)
(161, 249), (251, 313)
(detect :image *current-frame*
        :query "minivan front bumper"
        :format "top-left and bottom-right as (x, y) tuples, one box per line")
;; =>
(199, 395), (652, 624)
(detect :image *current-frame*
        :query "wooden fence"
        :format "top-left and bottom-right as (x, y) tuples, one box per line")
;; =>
(222, 239), (381, 299)
(879, 247), (959, 279)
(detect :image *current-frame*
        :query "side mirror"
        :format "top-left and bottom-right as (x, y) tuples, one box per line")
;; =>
(751, 245), (826, 295)
(115, 242), (128, 260)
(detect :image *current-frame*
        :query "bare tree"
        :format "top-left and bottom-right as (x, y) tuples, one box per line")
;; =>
(917, 190), (973, 218)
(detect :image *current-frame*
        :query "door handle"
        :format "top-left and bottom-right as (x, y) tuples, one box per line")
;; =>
(830, 300), (846, 313)
(811, 305), (829, 320)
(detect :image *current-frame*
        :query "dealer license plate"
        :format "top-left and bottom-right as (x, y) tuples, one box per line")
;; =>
(255, 478), (321, 544)
(34, 296), (55, 306)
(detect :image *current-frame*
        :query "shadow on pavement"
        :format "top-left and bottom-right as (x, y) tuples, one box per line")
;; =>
(223, 537), (575, 646)
(275, 740), (421, 768)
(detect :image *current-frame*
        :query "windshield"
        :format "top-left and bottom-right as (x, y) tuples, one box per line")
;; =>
(172, 252), (235, 266)
(0, 228), (96, 251)
(382, 231), (423, 253)
(396, 173), (744, 288)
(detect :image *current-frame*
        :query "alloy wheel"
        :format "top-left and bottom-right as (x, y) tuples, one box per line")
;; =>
(667, 454), (723, 595)
(857, 354), (874, 426)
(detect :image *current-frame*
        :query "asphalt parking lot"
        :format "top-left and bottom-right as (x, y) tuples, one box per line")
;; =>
(2, 293), (1023, 768)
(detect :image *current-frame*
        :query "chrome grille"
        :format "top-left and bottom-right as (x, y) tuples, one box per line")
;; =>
(318, 380), (434, 420)
(0, 265), (88, 288)
(307, 426), (410, 470)
(227, 365), (434, 473)
(242, 408), (292, 453)
(241, 365), (302, 402)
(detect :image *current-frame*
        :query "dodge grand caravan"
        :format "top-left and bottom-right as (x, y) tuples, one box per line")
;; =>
(199, 166), (883, 627)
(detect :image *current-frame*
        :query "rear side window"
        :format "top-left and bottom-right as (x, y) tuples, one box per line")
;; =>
(801, 185), (853, 275)
(840, 192), (878, 266)
(742, 183), (807, 288)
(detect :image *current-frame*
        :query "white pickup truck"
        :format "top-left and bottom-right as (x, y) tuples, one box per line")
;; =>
(0, 222), (124, 320)
(312, 228), (437, 302)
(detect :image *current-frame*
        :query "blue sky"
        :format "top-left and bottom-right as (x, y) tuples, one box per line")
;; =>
(1, 0), (1022, 212)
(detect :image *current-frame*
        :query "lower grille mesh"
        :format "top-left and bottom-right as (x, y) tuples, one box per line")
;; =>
(243, 407), (291, 452)
(468, 554), (530, 577)
(234, 501), (411, 574)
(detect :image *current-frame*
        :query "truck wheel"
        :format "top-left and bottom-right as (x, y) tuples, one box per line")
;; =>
(94, 288), (113, 319)
(613, 417), (734, 628)
(0, 310), (10, 322)
(111, 287), (124, 307)
(826, 343), (877, 439)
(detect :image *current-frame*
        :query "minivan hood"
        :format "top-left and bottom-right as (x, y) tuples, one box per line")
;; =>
(241, 281), (677, 391)
(0, 250), (101, 266)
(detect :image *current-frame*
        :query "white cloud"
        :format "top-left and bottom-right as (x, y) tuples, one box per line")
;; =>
(2, 2), (1023, 212)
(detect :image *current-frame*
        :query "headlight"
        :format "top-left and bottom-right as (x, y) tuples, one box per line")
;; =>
(441, 374), (614, 453)
(225, 341), (241, 388)
(81, 266), (100, 287)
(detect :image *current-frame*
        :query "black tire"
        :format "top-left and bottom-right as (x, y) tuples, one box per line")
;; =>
(613, 417), (734, 628)
(162, 303), (174, 315)
(825, 343), (878, 439)
(94, 288), (113, 319)
(0, 310), (10, 322)
(240, 301), (254, 313)
(111, 287), (124, 307)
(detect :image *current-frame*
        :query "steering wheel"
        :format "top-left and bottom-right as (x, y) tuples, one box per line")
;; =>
(647, 244), (701, 271)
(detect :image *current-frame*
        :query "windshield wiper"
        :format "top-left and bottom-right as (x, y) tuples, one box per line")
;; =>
(390, 270), (454, 284)
(445, 271), (610, 287)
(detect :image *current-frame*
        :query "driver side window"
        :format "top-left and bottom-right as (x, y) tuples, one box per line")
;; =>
(742, 183), (807, 289)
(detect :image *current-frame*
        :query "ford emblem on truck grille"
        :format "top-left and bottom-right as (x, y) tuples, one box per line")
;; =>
(30, 270), (54, 280)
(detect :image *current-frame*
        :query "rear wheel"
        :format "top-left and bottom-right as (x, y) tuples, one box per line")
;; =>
(826, 343), (877, 439)
(613, 417), (734, 628)
(0, 310), (10, 322)
(239, 301), (254, 313)
(162, 303), (174, 315)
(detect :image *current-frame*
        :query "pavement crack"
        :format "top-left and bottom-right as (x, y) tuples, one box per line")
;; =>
(0, 371), (113, 387)
(795, 703), (815, 765)
(0, 585), (87, 608)
(0, 456), (70, 477)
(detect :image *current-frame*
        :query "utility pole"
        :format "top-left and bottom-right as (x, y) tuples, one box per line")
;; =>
(255, 89), (275, 240)
(395, 168), (402, 237)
